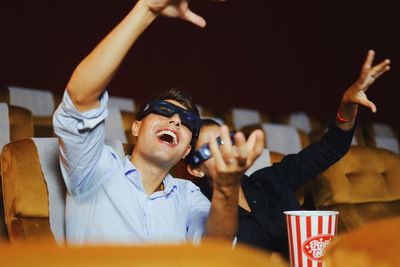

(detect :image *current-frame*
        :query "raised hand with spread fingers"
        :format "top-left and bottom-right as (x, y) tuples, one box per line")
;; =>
(144, 0), (224, 28)
(203, 125), (264, 239)
(208, 125), (264, 195)
(336, 50), (391, 130)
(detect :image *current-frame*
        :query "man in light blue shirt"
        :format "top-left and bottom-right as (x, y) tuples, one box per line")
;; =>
(53, 0), (264, 245)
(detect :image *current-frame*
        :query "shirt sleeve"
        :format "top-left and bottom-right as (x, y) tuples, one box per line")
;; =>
(263, 120), (355, 191)
(185, 182), (211, 244)
(53, 90), (119, 197)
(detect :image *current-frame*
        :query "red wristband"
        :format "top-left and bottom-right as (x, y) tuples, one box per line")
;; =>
(336, 111), (352, 123)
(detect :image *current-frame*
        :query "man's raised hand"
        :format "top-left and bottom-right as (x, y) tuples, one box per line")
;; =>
(143, 0), (224, 28)
(208, 126), (264, 193)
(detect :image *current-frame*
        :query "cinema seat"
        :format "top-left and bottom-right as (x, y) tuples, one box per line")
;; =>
(275, 112), (323, 135)
(0, 239), (289, 267)
(364, 122), (399, 154)
(241, 123), (310, 154)
(1, 138), (125, 243)
(1, 103), (34, 240)
(0, 86), (58, 137)
(324, 216), (400, 267)
(311, 146), (400, 233)
(222, 108), (270, 129)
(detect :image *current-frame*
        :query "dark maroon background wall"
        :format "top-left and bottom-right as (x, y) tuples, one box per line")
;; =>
(2, 0), (399, 128)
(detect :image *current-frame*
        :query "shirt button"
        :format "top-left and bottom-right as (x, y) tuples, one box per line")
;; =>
(253, 200), (257, 204)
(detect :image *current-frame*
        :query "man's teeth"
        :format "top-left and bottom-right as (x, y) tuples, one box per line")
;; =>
(156, 130), (178, 145)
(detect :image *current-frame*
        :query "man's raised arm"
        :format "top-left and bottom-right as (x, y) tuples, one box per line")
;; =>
(204, 126), (264, 240)
(66, 0), (213, 112)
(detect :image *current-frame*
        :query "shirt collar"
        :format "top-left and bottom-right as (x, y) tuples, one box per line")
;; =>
(123, 156), (177, 196)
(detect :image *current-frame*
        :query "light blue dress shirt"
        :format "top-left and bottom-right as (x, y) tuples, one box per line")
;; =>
(53, 90), (211, 245)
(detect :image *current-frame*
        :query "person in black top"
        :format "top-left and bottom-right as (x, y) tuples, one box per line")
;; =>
(185, 50), (391, 255)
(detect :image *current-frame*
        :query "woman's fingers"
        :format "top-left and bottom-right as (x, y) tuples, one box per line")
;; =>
(359, 96), (377, 113)
(360, 50), (375, 80)
(369, 59), (391, 80)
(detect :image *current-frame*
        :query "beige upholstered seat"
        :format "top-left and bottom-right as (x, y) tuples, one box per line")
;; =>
(325, 216), (400, 267)
(311, 146), (400, 233)
(0, 86), (58, 137)
(0, 239), (289, 267)
(0, 104), (34, 240)
(1, 138), (126, 243)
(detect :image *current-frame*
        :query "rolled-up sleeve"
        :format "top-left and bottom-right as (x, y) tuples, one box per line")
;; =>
(53, 90), (117, 197)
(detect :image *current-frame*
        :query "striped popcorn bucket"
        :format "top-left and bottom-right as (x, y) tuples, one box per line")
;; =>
(284, 210), (339, 267)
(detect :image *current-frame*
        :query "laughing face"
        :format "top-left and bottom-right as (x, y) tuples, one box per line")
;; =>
(132, 99), (193, 168)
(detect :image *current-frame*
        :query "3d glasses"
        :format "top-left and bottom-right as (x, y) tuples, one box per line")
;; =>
(186, 130), (236, 166)
(136, 99), (202, 138)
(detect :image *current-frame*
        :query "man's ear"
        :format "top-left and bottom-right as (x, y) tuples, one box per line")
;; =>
(182, 145), (192, 159)
(187, 164), (205, 178)
(132, 120), (141, 137)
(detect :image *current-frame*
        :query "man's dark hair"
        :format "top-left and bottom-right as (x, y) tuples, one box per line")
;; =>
(157, 87), (199, 116)
(136, 87), (199, 120)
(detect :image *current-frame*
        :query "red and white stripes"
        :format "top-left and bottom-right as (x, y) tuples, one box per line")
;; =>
(285, 210), (338, 267)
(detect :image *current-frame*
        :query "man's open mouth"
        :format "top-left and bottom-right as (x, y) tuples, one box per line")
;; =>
(156, 130), (178, 145)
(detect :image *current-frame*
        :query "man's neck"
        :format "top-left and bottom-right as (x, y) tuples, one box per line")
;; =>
(130, 152), (170, 196)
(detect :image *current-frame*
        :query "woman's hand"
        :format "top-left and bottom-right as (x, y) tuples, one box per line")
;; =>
(342, 50), (391, 113)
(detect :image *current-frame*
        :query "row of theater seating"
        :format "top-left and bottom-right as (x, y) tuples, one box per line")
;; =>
(1, 86), (400, 248)
(1, 216), (400, 267)
(1, 137), (400, 243)
(1, 86), (399, 154)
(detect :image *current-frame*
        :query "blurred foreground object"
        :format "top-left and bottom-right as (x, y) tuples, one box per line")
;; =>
(325, 216), (400, 267)
(0, 239), (289, 267)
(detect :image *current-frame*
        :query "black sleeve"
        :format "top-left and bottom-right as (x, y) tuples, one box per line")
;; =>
(256, 120), (355, 191)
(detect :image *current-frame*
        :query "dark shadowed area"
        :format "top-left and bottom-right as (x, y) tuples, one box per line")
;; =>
(2, 0), (399, 127)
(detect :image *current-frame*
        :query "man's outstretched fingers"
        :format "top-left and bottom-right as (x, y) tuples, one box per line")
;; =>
(183, 9), (206, 28)
(209, 133), (226, 170)
(247, 130), (265, 164)
(234, 132), (248, 167)
(220, 125), (233, 160)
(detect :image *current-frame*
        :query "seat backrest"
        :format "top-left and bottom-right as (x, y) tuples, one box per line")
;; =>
(121, 110), (136, 145)
(325, 216), (400, 267)
(108, 96), (135, 112)
(222, 108), (270, 129)
(1, 86), (58, 137)
(312, 146), (400, 232)
(364, 122), (399, 153)
(0, 103), (10, 152)
(245, 148), (271, 176)
(105, 96), (136, 144)
(4, 86), (55, 117)
(1, 138), (125, 243)
(0, 239), (288, 267)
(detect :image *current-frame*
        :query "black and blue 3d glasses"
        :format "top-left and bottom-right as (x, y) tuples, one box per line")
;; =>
(186, 130), (236, 166)
(136, 99), (202, 138)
